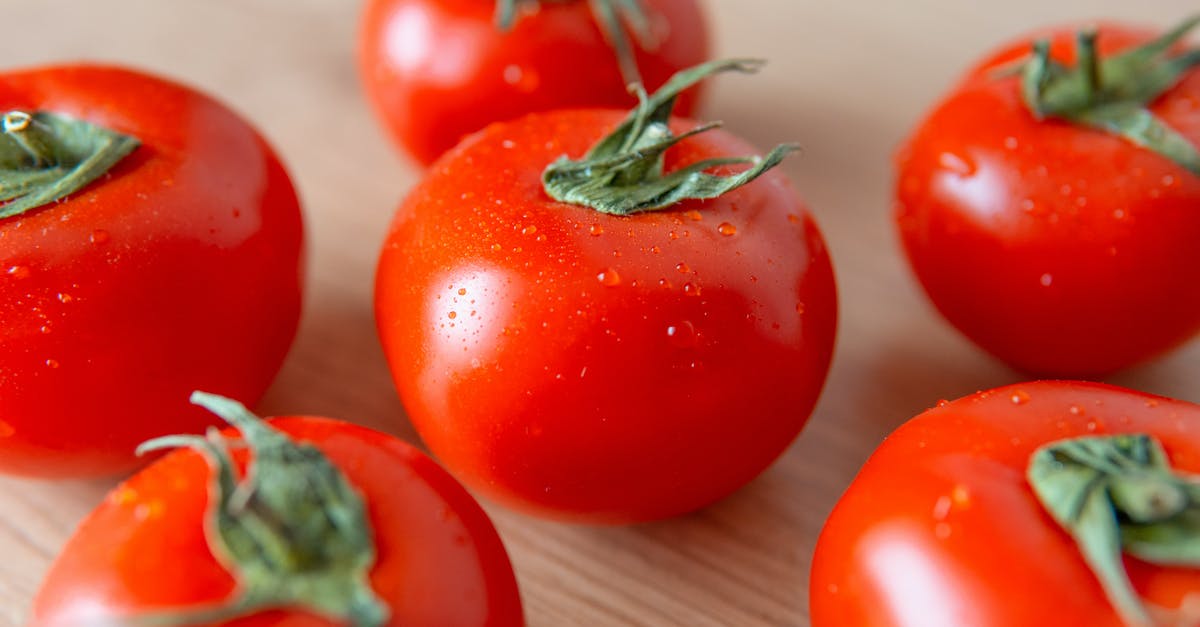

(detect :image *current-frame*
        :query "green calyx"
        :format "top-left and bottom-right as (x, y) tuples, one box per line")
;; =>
(0, 110), (139, 220)
(1012, 15), (1200, 176)
(542, 58), (798, 216)
(1028, 433), (1200, 627)
(495, 0), (655, 86)
(131, 392), (389, 627)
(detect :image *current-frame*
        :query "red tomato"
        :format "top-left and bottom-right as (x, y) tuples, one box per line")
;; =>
(0, 64), (303, 477)
(358, 0), (710, 165)
(895, 21), (1200, 377)
(374, 103), (837, 523)
(32, 403), (523, 626)
(810, 380), (1200, 627)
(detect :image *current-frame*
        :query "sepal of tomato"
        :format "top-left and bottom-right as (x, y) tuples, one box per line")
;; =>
(810, 381), (1200, 627)
(895, 20), (1200, 377)
(358, 0), (710, 165)
(32, 397), (524, 627)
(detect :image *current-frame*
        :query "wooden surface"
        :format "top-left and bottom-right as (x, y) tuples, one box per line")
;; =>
(2, 1), (1198, 625)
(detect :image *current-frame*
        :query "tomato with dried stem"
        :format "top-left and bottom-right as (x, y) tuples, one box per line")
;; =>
(358, 0), (710, 165)
(811, 380), (1200, 627)
(32, 393), (524, 626)
(0, 64), (303, 477)
(895, 16), (1200, 377)
(375, 59), (837, 523)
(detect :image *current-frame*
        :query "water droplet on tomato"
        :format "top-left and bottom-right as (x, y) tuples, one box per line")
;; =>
(796, 302), (805, 314)
(1113, 208), (1127, 220)
(1039, 273), (1053, 287)
(39, 324), (50, 334)
(45, 359), (60, 369)
(447, 311), (457, 320)
(457, 288), (467, 296)
(589, 223), (604, 236)
(1003, 136), (1019, 150)
(502, 64), (540, 92)
(491, 243), (503, 252)
(938, 152), (975, 176)
(666, 320), (697, 348)
(668, 231), (679, 240)
(597, 268), (621, 286)
(6, 265), (30, 279)
(717, 222), (737, 236)
(89, 229), (110, 244)
(1145, 399), (1160, 408)
(682, 283), (701, 296)
(675, 262), (690, 274)
(684, 210), (703, 221)
(1010, 390), (1030, 405)
(521, 225), (537, 236)
(1162, 174), (1177, 188)
(649, 245), (661, 254)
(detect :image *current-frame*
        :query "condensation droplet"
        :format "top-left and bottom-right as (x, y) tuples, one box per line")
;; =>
(6, 265), (30, 279)
(521, 225), (537, 236)
(666, 320), (697, 348)
(90, 229), (110, 244)
(45, 359), (60, 369)
(1003, 136), (1019, 150)
(589, 223), (604, 236)
(597, 268), (621, 287)
(491, 243), (503, 252)
(1039, 273), (1053, 287)
(447, 311), (457, 320)
(57, 293), (73, 303)
(1113, 208), (1127, 220)
(682, 282), (701, 296)
(502, 64), (539, 92)
(675, 262), (690, 274)
(938, 152), (975, 176)
(1011, 390), (1030, 405)
(717, 222), (737, 236)
(684, 210), (703, 221)
(457, 288), (467, 296)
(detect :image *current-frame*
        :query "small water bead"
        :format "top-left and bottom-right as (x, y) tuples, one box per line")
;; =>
(1039, 274), (1053, 287)
(1010, 390), (1031, 405)
(717, 222), (737, 236)
(675, 262), (690, 274)
(45, 359), (60, 369)
(447, 311), (457, 320)
(684, 210), (703, 221)
(597, 268), (621, 287)
(666, 320), (697, 348)
(589, 223), (604, 236)
(6, 265), (30, 279)
(90, 229), (110, 244)
(521, 225), (537, 236)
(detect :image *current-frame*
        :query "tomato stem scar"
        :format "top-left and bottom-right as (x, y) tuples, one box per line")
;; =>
(1009, 15), (1200, 176)
(128, 392), (389, 627)
(1028, 433), (1200, 627)
(542, 58), (798, 215)
(0, 110), (139, 220)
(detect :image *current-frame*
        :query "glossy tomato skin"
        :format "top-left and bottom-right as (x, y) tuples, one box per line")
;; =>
(0, 65), (303, 477)
(32, 417), (524, 627)
(358, 0), (710, 165)
(895, 24), (1200, 377)
(375, 109), (837, 523)
(810, 381), (1200, 627)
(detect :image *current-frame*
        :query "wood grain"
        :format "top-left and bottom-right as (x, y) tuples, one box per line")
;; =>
(1, 1), (1196, 625)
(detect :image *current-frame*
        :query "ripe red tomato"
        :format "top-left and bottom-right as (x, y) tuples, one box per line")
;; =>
(0, 64), (303, 477)
(358, 0), (710, 165)
(32, 395), (523, 626)
(810, 380), (1200, 627)
(374, 65), (837, 523)
(895, 20), (1200, 377)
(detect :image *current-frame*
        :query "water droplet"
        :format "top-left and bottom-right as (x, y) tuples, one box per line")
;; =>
(1020, 198), (1036, 212)
(39, 324), (51, 334)
(1113, 208), (1127, 220)
(936, 399), (950, 407)
(1003, 136), (1019, 150)
(1086, 420), (1098, 432)
(1162, 174), (1177, 188)
(1011, 390), (1030, 405)
(668, 231), (679, 240)
(90, 229), (110, 244)
(717, 222), (737, 236)
(658, 278), (672, 289)
(457, 288), (467, 296)
(938, 152), (975, 176)
(666, 320), (697, 348)
(57, 292), (73, 303)
(649, 245), (661, 254)
(951, 485), (971, 507)
(597, 268), (621, 287)
(675, 262), (690, 274)
(1059, 184), (1072, 196)
(589, 223), (604, 236)
(45, 359), (60, 369)
(795, 302), (805, 314)
(1039, 273), (1053, 287)
(447, 311), (457, 320)
(521, 225), (537, 236)
(491, 243), (503, 252)
(682, 282), (701, 296)
(502, 64), (539, 92)
(1146, 399), (1160, 408)
(684, 210), (703, 221)
(1068, 405), (1083, 416)
(932, 496), (952, 520)
(6, 265), (30, 279)
(501, 139), (516, 149)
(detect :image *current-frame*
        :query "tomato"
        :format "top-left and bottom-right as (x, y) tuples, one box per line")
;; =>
(32, 394), (523, 626)
(894, 19), (1200, 377)
(374, 61), (837, 523)
(358, 0), (710, 165)
(810, 380), (1200, 627)
(0, 64), (303, 477)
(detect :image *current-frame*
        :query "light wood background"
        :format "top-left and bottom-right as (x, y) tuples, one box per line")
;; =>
(2, 1), (1197, 625)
